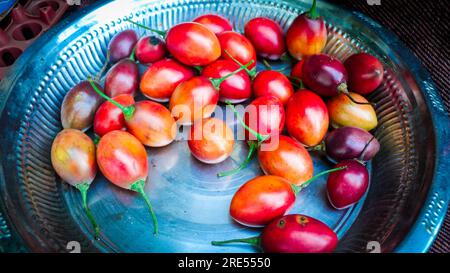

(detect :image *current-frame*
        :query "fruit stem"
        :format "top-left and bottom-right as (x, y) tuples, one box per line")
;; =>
(291, 166), (346, 196)
(287, 75), (304, 89)
(130, 179), (159, 235)
(224, 49), (257, 78)
(338, 83), (376, 107)
(87, 77), (135, 120)
(95, 51), (110, 81)
(210, 60), (254, 90)
(211, 236), (261, 247)
(224, 100), (268, 142)
(307, 0), (320, 20)
(193, 65), (203, 73)
(306, 141), (325, 152)
(129, 46), (136, 62)
(93, 134), (100, 145)
(217, 141), (259, 177)
(358, 135), (376, 161)
(126, 19), (167, 37)
(75, 182), (100, 240)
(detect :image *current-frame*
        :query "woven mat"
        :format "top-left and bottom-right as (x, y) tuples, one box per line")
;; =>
(329, 0), (449, 253)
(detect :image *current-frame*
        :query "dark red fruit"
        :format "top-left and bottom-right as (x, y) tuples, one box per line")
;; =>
(104, 59), (139, 97)
(344, 53), (384, 95)
(135, 35), (167, 64)
(108, 30), (138, 63)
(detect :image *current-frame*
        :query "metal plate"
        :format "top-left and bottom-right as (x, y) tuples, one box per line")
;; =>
(0, 0), (449, 253)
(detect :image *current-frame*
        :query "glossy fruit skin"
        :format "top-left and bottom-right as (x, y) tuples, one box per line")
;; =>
(253, 70), (294, 105)
(140, 59), (195, 102)
(94, 94), (135, 137)
(327, 160), (369, 209)
(202, 59), (251, 103)
(230, 175), (295, 227)
(327, 92), (378, 131)
(108, 30), (138, 63)
(261, 214), (338, 253)
(96, 130), (148, 189)
(126, 100), (177, 147)
(169, 76), (219, 125)
(135, 36), (167, 64)
(258, 136), (313, 185)
(244, 96), (285, 140)
(193, 14), (233, 35)
(286, 89), (329, 146)
(302, 54), (347, 97)
(286, 14), (327, 60)
(325, 126), (380, 162)
(166, 22), (221, 66)
(344, 53), (384, 95)
(244, 17), (286, 60)
(188, 118), (234, 164)
(105, 59), (139, 98)
(217, 31), (257, 70)
(61, 80), (104, 131)
(51, 129), (96, 187)
(291, 59), (304, 80)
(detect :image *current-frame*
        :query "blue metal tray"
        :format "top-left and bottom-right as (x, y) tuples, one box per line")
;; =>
(0, 0), (448, 253)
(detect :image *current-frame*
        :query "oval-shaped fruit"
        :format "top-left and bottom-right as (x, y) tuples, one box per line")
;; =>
(344, 53), (384, 95)
(169, 76), (219, 125)
(166, 22), (221, 66)
(188, 118), (234, 164)
(93, 94), (135, 137)
(286, 89), (329, 146)
(244, 17), (286, 60)
(202, 59), (251, 103)
(108, 29), (138, 63)
(51, 129), (97, 187)
(327, 160), (369, 209)
(230, 175), (295, 227)
(244, 96), (285, 140)
(135, 35), (167, 64)
(61, 80), (104, 131)
(96, 130), (148, 189)
(327, 92), (378, 131)
(126, 100), (177, 147)
(253, 70), (294, 105)
(104, 59), (139, 97)
(217, 31), (257, 70)
(140, 59), (195, 102)
(258, 135), (313, 185)
(193, 14), (233, 34)
(262, 214), (338, 253)
(325, 126), (380, 162)
(140, 58), (195, 102)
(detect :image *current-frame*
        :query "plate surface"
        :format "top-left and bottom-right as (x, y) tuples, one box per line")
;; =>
(0, 0), (449, 253)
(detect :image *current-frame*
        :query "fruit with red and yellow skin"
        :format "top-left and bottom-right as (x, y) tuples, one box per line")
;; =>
(166, 22), (221, 66)
(252, 70), (294, 106)
(51, 129), (99, 238)
(258, 135), (313, 185)
(286, 0), (327, 60)
(201, 59), (252, 103)
(286, 89), (329, 146)
(193, 14), (233, 35)
(96, 130), (158, 234)
(244, 17), (286, 60)
(169, 60), (253, 125)
(188, 118), (234, 164)
(212, 214), (338, 253)
(217, 31), (257, 73)
(88, 78), (176, 147)
(93, 94), (135, 137)
(227, 166), (345, 227)
(140, 58), (195, 102)
(327, 92), (378, 131)
(344, 53), (384, 95)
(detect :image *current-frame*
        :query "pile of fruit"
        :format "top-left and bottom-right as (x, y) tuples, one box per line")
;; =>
(50, 0), (383, 253)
